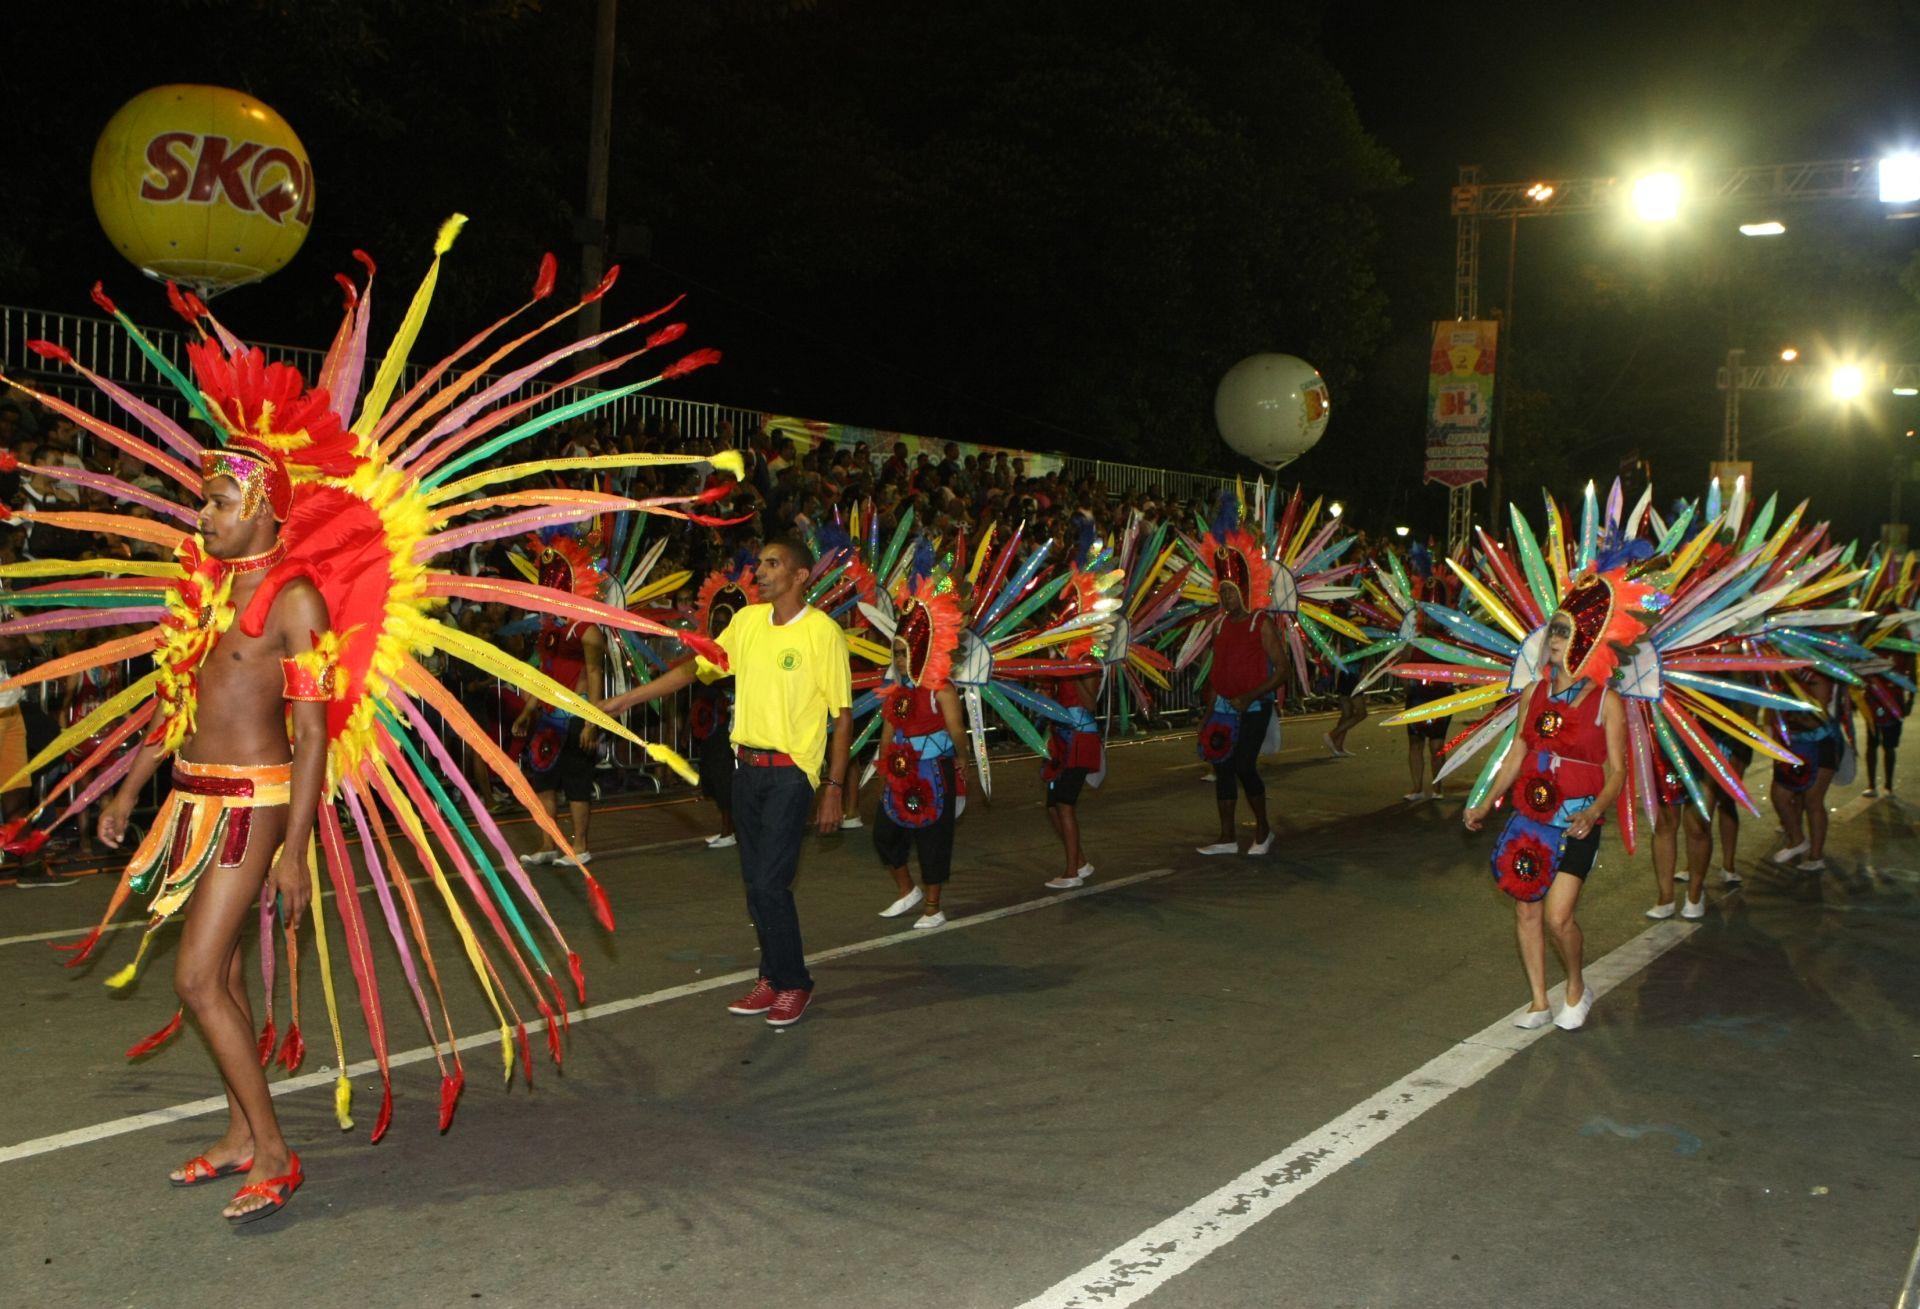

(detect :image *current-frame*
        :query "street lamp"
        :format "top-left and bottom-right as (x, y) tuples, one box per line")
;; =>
(1779, 347), (1799, 362)
(1632, 172), (1684, 222)
(1394, 525), (1411, 538)
(1739, 220), (1786, 236)
(1831, 365), (1868, 401)
(1879, 152), (1920, 204)
(1328, 502), (1344, 519)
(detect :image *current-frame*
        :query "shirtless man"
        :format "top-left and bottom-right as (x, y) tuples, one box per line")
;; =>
(99, 442), (328, 1222)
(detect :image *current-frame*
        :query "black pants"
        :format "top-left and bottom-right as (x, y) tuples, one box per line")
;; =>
(733, 762), (815, 991)
(1215, 701), (1272, 806)
(873, 757), (956, 884)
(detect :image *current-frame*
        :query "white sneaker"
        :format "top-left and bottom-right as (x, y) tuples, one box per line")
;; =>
(1246, 832), (1275, 856)
(564, 851), (592, 866)
(1199, 773), (1215, 783)
(518, 850), (558, 867)
(1554, 990), (1595, 1031)
(1196, 841), (1239, 856)
(912, 911), (947, 930)
(1718, 866), (1742, 886)
(1680, 896), (1706, 920)
(1403, 791), (1429, 803)
(706, 833), (737, 849)
(1796, 857), (1828, 873)
(879, 888), (924, 918)
(1046, 864), (1094, 890)
(1771, 839), (1811, 864)
(840, 815), (864, 830)
(1864, 787), (1881, 798)
(1645, 901), (1677, 920)
(1673, 869), (1689, 883)
(1513, 1006), (1554, 1030)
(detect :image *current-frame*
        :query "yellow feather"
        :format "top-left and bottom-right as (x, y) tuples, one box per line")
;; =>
(334, 1076), (355, 1131)
(1379, 681), (1507, 727)
(1444, 558), (1529, 642)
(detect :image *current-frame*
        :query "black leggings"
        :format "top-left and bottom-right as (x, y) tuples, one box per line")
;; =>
(1215, 702), (1273, 806)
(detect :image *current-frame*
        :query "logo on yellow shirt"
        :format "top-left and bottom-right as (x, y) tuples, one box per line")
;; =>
(779, 648), (801, 671)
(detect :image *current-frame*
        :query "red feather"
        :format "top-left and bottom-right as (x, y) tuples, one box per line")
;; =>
(50, 926), (103, 965)
(125, 1008), (184, 1059)
(90, 282), (119, 316)
(255, 1017), (277, 1067)
(631, 293), (686, 326)
(165, 281), (199, 327)
(25, 339), (72, 363)
(334, 273), (359, 310)
(8, 829), (50, 858)
(353, 249), (377, 277)
(584, 265), (620, 302)
(546, 975), (570, 1032)
(537, 1000), (563, 1066)
(516, 1022), (534, 1088)
(532, 253), (557, 300)
(371, 1079), (393, 1144)
(645, 322), (688, 350)
(568, 951), (587, 1005)
(661, 347), (722, 380)
(276, 1023), (306, 1073)
(437, 1067), (465, 1133)
(585, 874), (615, 931)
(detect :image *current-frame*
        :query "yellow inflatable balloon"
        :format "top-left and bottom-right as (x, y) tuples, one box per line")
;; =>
(91, 84), (314, 298)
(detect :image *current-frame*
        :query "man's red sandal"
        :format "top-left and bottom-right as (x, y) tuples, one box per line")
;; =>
(225, 1153), (303, 1225)
(170, 1155), (253, 1188)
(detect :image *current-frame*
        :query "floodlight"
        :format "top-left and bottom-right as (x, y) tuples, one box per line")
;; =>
(1830, 366), (1867, 401)
(1394, 526), (1411, 538)
(1632, 172), (1684, 222)
(1779, 347), (1799, 362)
(1879, 153), (1920, 204)
(1739, 221), (1786, 236)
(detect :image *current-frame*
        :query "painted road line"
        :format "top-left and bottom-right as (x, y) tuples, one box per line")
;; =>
(1015, 918), (1701, 1309)
(0, 834), (713, 950)
(0, 866), (1177, 1166)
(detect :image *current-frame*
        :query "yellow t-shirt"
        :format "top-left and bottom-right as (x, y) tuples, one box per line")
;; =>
(698, 603), (852, 785)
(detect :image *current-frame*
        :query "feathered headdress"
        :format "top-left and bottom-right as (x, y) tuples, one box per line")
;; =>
(1201, 492), (1273, 610)
(694, 558), (760, 639)
(891, 566), (965, 690)
(188, 338), (365, 521)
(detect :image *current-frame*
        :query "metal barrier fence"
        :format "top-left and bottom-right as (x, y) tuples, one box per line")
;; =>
(0, 303), (1231, 505)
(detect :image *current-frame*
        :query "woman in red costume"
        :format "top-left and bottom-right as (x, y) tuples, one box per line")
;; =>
(1465, 579), (1632, 1032)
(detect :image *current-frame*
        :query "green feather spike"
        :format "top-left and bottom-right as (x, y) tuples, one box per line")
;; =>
(1508, 504), (1559, 617)
(980, 682), (1052, 757)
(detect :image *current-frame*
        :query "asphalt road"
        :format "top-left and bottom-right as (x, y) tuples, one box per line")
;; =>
(2, 715), (1915, 1308)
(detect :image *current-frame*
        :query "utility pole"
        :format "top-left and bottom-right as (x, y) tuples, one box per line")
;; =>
(579, 0), (617, 343)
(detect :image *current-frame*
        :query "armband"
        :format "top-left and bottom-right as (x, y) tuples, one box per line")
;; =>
(282, 632), (345, 703)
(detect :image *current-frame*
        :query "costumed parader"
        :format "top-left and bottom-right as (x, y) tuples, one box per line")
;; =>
(1029, 523), (1122, 891)
(1853, 547), (1918, 798)
(1391, 479), (1827, 1026)
(0, 217), (740, 1221)
(1176, 483), (1365, 855)
(688, 557), (761, 849)
(871, 562), (974, 927)
(512, 522), (613, 868)
(1341, 540), (1455, 802)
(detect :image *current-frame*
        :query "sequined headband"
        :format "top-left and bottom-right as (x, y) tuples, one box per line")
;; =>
(201, 447), (292, 522)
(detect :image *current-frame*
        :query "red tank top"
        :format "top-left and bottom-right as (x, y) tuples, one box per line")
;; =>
(538, 623), (588, 692)
(1210, 613), (1273, 699)
(883, 684), (946, 735)
(1512, 679), (1608, 820)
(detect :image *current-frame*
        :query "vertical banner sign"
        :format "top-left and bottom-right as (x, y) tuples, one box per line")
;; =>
(1423, 320), (1498, 488)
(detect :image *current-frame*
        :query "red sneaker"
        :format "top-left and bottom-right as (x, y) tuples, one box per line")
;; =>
(727, 979), (777, 1015)
(765, 989), (812, 1027)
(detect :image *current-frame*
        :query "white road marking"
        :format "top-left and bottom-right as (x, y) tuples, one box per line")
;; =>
(0, 867), (1176, 1166)
(1014, 919), (1701, 1309)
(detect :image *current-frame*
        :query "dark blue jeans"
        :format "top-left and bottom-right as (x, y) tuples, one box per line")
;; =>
(732, 762), (816, 991)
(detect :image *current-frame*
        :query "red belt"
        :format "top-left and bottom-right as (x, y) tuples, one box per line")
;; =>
(737, 747), (796, 768)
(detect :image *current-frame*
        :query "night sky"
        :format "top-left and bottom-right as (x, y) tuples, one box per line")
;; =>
(7, 1), (1920, 538)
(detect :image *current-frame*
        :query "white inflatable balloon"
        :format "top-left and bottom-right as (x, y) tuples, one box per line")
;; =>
(1214, 353), (1331, 470)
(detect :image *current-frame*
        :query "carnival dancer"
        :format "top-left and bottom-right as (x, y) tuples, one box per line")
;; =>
(2, 222), (740, 1213)
(514, 526), (611, 867)
(1195, 576), (1285, 857)
(687, 562), (759, 848)
(93, 441), (330, 1220)
(1770, 667), (1843, 871)
(1464, 592), (1631, 1032)
(1041, 650), (1103, 889)
(871, 573), (971, 926)
(602, 537), (852, 1026)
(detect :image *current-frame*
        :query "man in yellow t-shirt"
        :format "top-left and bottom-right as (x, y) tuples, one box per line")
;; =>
(602, 537), (852, 1027)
